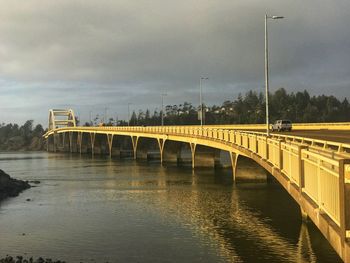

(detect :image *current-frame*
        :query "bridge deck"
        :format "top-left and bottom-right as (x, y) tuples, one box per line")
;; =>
(244, 130), (350, 144)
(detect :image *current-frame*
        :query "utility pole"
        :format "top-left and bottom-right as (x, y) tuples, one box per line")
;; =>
(161, 92), (167, 126)
(104, 107), (108, 124)
(128, 103), (132, 126)
(199, 77), (208, 126)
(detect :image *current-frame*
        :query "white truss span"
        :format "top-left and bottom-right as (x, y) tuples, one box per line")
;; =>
(48, 109), (76, 130)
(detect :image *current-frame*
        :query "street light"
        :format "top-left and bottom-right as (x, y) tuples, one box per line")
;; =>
(89, 110), (93, 125)
(265, 14), (284, 136)
(199, 77), (209, 126)
(104, 107), (108, 124)
(127, 103), (132, 126)
(161, 92), (167, 126)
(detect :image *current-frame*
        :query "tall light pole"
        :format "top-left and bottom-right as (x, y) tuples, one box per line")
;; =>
(104, 107), (108, 124)
(89, 110), (93, 125)
(199, 77), (208, 126)
(161, 92), (167, 126)
(265, 15), (284, 136)
(128, 103), (132, 126)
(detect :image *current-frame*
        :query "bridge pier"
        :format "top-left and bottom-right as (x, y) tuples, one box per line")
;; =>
(230, 152), (238, 180)
(90, 133), (96, 156)
(93, 134), (109, 155)
(70, 132), (79, 153)
(234, 156), (268, 182)
(131, 136), (138, 160)
(193, 144), (216, 169)
(109, 135), (134, 158)
(47, 133), (56, 152)
(163, 140), (182, 165)
(135, 137), (161, 161)
(78, 132), (91, 154)
(107, 134), (113, 157)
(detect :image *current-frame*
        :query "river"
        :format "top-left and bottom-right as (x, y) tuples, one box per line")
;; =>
(0, 152), (342, 262)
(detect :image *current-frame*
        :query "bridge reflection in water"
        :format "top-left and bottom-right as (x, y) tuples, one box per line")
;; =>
(44, 109), (350, 262)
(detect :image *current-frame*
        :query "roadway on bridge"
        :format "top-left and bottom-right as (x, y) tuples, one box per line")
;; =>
(276, 130), (350, 143)
(237, 128), (350, 143)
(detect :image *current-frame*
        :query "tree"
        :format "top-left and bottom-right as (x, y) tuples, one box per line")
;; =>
(33, 124), (44, 136)
(130, 111), (137, 125)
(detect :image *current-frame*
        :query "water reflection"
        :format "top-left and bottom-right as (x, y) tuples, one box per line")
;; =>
(0, 152), (343, 262)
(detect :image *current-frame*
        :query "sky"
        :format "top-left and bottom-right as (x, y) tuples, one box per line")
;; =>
(0, 0), (349, 127)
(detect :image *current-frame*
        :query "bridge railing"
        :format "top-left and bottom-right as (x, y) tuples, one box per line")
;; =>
(280, 143), (303, 186)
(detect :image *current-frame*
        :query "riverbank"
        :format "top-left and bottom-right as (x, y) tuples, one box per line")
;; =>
(0, 169), (31, 201)
(0, 136), (45, 152)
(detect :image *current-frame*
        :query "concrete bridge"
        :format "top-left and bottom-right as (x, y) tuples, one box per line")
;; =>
(44, 109), (350, 262)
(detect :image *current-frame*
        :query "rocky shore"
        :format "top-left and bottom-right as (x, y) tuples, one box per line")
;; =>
(0, 169), (31, 201)
(0, 256), (65, 263)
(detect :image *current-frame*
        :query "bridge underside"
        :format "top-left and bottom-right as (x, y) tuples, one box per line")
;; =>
(48, 131), (255, 178)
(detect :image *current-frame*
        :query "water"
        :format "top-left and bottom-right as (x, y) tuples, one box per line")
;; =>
(0, 152), (342, 262)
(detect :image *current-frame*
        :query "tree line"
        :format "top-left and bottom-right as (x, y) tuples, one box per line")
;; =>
(0, 120), (45, 150)
(85, 88), (350, 126)
(1, 88), (349, 149)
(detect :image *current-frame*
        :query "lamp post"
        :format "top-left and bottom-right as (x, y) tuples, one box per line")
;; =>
(161, 92), (167, 126)
(127, 103), (132, 126)
(104, 107), (108, 124)
(265, 14), (284, 136)
(199, 77), (208, 126)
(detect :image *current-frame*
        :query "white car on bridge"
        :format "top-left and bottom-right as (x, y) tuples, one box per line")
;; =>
(271, 119), (292, 132)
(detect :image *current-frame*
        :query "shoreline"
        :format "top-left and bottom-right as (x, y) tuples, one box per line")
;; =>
(0, 256), (65, 263)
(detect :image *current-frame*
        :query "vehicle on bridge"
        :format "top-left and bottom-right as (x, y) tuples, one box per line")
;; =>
(271, 119), (292, 132)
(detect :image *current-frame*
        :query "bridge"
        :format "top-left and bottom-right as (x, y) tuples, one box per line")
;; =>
(44, 109), (350, 262)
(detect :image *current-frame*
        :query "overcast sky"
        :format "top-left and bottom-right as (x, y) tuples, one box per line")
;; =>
(0, 0), (349, 126)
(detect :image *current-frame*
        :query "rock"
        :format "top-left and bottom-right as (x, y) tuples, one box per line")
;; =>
(29, 181), (40, 184)
(0, 256), (65, 263)
(0, 169), (31, 201)
(26, 198), (31, 202)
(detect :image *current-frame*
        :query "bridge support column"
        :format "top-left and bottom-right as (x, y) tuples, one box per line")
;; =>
(69, 132), (78, 153)
(163, 140), (183, 166)
(235, 156), (268, 182)
(190, 143), (196, 169)
(90, 133), (96, 156)
(60, 132), (70, 152)
(77, 132), (82, 154)
(107, 134), (113, 158)
(93, 134), (109, 155)
(230, 152), (238, 181)
(47, 134), (56, 152)
(131, 136), (138, 160)
(298, 145), (309, 221)
(300, 207), (308, 222)
(157, 138), (165, 164)
(68, 132), (73, 153)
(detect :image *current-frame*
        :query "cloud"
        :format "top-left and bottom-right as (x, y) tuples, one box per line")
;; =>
(0, 0), (349, 125)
